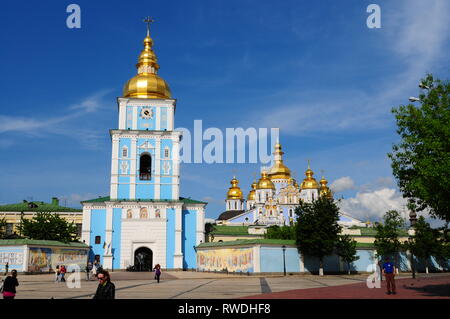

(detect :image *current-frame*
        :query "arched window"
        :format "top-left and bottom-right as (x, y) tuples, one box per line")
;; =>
(122, 146), (128, 158)
(127, 210), (133, 219)
(234, 202), (237, 210)
(164, 147), (170, 159)
(139, 153), (152, 180)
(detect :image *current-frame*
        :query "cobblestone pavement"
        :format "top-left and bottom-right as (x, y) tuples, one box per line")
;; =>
(6, 271), (449, 299)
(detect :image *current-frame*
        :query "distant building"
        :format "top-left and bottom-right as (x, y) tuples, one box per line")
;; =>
(0, 197), (83, 239)
(217, 142), (365, 228)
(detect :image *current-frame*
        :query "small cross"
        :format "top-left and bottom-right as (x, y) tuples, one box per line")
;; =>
(143, 17), (154, 35)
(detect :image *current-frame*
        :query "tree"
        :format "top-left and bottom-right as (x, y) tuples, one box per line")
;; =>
(16, 212), (78, 243)
(374, 210), (405, 273)
(388, 74), (450, 222)
(406, 216), (442, 274)
(336, 234), (360, 275)
(295, 196), (342, 276)
(204, 222), (216, 242)
(265, 225), (296, 240)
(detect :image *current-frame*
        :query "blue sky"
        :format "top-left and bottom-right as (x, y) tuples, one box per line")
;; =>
(0, 0), (449, 224)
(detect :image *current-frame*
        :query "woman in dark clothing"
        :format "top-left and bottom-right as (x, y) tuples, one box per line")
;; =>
(2, 269), (19, 299)
(153, 264), (162, 283)
(93, 270), (115, 299)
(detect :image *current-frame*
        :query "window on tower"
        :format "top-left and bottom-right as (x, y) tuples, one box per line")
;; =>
(122, 146), (128, 158)
(164, 147), (170, 158)
(139, 153), (152, 180)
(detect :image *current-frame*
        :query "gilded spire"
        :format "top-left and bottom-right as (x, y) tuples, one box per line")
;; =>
(123, 18), (171, 99)
(319, 172), (333, 198)
(227, 176), (243, 200)
(268, 142), (291, 179)
(301, 161), (319, 190)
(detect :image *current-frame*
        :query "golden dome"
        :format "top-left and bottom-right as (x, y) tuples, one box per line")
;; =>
(319, 176), (333, 199)
(301, 163), (319, 190)
(247, 181), (257, 201)
(257, 171), (275, 190)
(123, 29), (172, 99)
(268, 143), (291, 179)
(227, 177), (243, 200)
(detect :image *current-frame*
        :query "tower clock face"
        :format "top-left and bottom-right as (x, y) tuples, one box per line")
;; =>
(140, 107), (153, 119)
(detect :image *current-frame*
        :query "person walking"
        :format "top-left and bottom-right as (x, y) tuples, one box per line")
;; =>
(382, 257), (396, 295)
(85, 262), (92, 281)
(153, 264), (161, 283)
(93, 270), (115, 299)
(2, 270), (19, 299)
(60, 265), (67, 283)
(55, 265), (60, 282)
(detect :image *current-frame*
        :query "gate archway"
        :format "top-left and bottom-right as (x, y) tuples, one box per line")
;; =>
(134, 247), (153, 271)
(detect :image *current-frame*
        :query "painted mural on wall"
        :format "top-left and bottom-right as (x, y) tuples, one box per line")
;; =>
(197, 248), (253, 272)
(0, 247), (24, 271)
(28, 247), (88, 272)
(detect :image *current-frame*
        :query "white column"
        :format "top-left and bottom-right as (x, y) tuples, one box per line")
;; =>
(110, 136), (120, 199)
(103, 206), (114, 270)
(173, 206), (183, 268)
(81, 207), (91, 245)
(119, 101), (127, 129)
(253, 246), (260, 273)
(130, 137), (137, 199)
(23, 246), (29, 272)
(196, 207), (205, 245)
(156, 107), (161, 130)
(168, 105), (174, 130)
(154, 138), (161, 199)
(172, 138), (180, 200)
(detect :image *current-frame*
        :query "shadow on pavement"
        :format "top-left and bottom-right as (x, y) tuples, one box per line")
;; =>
(403, 283), (450, 297)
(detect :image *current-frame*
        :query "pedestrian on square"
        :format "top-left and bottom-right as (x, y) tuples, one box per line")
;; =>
(382, 257), (396, 295)
(86, 262), (93, 281)
(153, 264), (161, 283)
(4, 262), (8, 276)
(55, 265), (60, 282)
(60, 265), (67, 282)
(93, 270), (115, 299)
(2, 269), (19, 299)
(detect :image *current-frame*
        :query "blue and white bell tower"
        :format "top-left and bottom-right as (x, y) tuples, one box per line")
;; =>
(81, 21), (206, 271)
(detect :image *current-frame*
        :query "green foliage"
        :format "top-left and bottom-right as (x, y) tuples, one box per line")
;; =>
(265, 225), (296, 240)
(388, 74), (450, 222)
(295, 196), (342, 265)
(336, 235), (360, 264)
(204, 222), (217, 242)
(407, 216), (442, 261)
(374, 210), (405, 259)
(16, 212), (78, 243)
(0, 217), (6, 239)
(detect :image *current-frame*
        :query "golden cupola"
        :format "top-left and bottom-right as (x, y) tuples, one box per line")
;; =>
(319, 176), (333, 198)
(268, 142), (291, 180)
(300, 163), (319, 190)
(247, 180), (257, 201)
(227, 177), (243, 200)
(123, 25), (172, 99)
(257, 171), (276, 190)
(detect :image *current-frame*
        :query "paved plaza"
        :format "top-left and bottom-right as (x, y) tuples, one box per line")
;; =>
(6, 271), (450, 299)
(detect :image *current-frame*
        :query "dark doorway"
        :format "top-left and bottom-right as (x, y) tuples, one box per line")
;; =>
(134, 247), (153, 271)
(139, 153), (152, 180)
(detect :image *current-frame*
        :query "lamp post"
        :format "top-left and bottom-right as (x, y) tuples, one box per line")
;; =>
(282, 245), (286, 276)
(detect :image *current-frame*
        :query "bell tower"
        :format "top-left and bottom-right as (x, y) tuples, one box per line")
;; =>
(109, 19), (181, 201)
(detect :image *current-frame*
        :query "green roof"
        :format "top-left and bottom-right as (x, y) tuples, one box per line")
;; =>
(198, 239), (296, 248)
(81, 196), (207, 205)
(349, 227), (409, 237)
(0, 239), (89, 248)
(212, 225), (250, 236)
(0, 201), (81, 213)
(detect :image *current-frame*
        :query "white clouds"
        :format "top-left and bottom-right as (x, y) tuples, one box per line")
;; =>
(330, 176), (356, 193)
(339, 187), (407, 222)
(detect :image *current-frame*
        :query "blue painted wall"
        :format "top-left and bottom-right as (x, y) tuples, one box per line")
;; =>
(89, 209), (106, 264)
(166, 208), (175, 268)
(182, 209), (197, 269)
(260, 247), (300, 273)
(0, 246), (24, 272)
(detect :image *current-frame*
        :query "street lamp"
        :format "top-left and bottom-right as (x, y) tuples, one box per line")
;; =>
(409, 97), (421, 103)
(282, 245), (286, 276)
(419, 82), (430, 90)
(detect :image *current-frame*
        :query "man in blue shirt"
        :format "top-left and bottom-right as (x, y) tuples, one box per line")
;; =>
(382, 257), (396, 295)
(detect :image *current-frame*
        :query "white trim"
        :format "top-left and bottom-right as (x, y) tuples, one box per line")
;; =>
(154, 139), (161, 199)
(174, 206), (183, 268)
(132, 106), (138, 130)
(119, 100), (127, 129)
(253, 246), (260, 273)
(129, 137), (137, 199)
(81, 207), (91, 245)
(156, 107), (161, 130)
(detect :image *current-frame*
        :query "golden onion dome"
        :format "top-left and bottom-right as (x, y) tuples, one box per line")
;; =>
(247, 181), (257, 201)
(257, 171), (275, 190)
(227, 177), (243, 200)
(301, 163), (319, 190)
(123, 28), (172, 99)
(319, 176), (333, 199)
(268, 143), (291, 179)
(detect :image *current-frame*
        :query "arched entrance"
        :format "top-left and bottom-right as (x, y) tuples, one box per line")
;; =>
(134, 247), (153, 271)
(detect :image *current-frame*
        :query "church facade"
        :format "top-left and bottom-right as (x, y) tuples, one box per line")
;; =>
(217, 142), (364, 228)
(81, 26), (206, 271)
